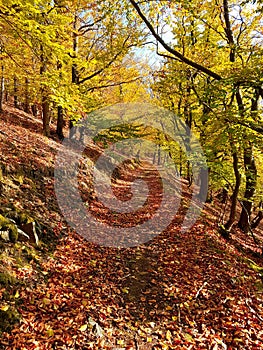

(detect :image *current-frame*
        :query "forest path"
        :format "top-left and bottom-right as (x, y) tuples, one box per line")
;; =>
(0, 105), (262, 349)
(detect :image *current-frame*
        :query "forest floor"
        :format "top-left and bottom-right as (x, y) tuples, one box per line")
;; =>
(0, 104), (262, 350)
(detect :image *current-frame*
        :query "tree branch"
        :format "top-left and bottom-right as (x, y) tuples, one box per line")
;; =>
(230, 119), (263, 134)
(223, 0), (235, 62)
(86, 77), (141, 92)
(78, 36), (133, 85)
(129, 0), (222, 80)
(79, 16), (105, 32)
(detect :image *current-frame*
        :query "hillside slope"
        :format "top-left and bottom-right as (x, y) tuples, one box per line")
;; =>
(0, 105), (262, 349)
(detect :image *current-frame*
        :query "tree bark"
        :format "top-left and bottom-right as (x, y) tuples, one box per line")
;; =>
(14, 76), (18, 108)
(56, 61), (64, 139)
(31, 103), (38, 117)
(198, 166), (208, 202)
(251, 203), (263, 230)
(42, 96), (50, 136)
(224, 150), (241, 231)
(237, 88), (259, 233)
(69, 15), (79, 139)
(238, 144), (257, 233)
(0, 64), (4, 112)
(56, 105), (64, 140)
(24, 77), (30, 113)
(40, 47), (50, 137)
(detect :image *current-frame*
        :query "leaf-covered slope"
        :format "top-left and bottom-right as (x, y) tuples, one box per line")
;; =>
(0, 105), (262, 349)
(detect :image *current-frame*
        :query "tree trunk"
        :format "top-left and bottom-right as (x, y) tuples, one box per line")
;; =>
(153, 147), (156, 164)
(198, 166), (208, 202)
(238, 144), (257, 233)
(69, 120), (75, 139)
(42, 96), (50, 136)
(31, 103), (38, 117)
(184, 84), (193, 186)
(56, 60), (64, 139)
(4, 80), (8, 102)
(251, 202), (263, 229)
(237, 88), (259, 233)
(56, 105), (64, 140)
(179, 148), (182, 176)
(24, 77), (30, 113)
(40, 47), (50, 136)
(14, 76), (18, 108)
(69, 15), (79, 138)
(157, 144), (161, 165)
(0, 64), (4, 112)
(224, 150), (241, 231)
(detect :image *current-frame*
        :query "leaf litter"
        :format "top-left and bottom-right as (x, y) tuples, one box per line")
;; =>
(0, 105), (262, 349)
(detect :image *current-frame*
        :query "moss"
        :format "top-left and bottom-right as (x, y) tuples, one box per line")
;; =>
(0, 214), (18, 243)
(0, 167), (3, 181)
(8, 225), (18, 243)
(0, 214), (11, 228)
(0, 307), (20, 334)
(19, 213), (34, 225)
(0, 203), (16, 216)
(22, 245), (39, 263)
(6, 210), (34, 226)
(218, 224), (230, 239)
(0, 271), (17, 287)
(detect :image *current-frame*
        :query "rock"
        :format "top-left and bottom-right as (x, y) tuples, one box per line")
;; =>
(0, 215), (18, 243)
(20, 222), (39, 245)
(6, 210), (34, 226)
(0, 208), (40, 245)
(17, 228), (30, 242)
(0, 230), (10, 241)
(88, 317), (104, 338)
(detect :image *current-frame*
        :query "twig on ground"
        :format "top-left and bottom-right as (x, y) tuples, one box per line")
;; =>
(177, 304), (181, 324)
(134, 334), (139, 350)
(245, 299), (263, 322)
(195, 281), (208, 299)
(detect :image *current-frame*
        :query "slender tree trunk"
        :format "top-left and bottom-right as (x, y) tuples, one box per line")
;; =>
(57, 105), (64, 140)
(153, 147), (156, 164)
(238, 144), (257, 233)
(69, 15), (79, 139)
(14, 76), (18, 108)
(31, 103), (37, 117)
(251, 201), (263, 229)
(56, 62), (64, 139)
(40, 48), (50, 136)
(42, 96), (50, 136)
(237, 89), (259, 233)
(69, 120), (75, 139)
(24, 77), (30, 113)
(184, 83), (193, 186)
(72, 19), (79, 85)
(224, 150), (241, 231)
(157, 144), (161, 165)
(198, 166), (208, 202)
(4, 79), (8, 102)
(179, 148), (182, 176)
(198, 100), (211, 201)
(0, 64), (4, 112)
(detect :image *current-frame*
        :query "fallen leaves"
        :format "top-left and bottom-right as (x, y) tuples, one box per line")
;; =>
(0, 105), (263, 349)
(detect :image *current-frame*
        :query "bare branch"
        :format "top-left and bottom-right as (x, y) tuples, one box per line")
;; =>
(86, 77), (141, 92)
(79, 16), (105, 32)
(78, 36), (133, 85)
(129, 0), (222, 80)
